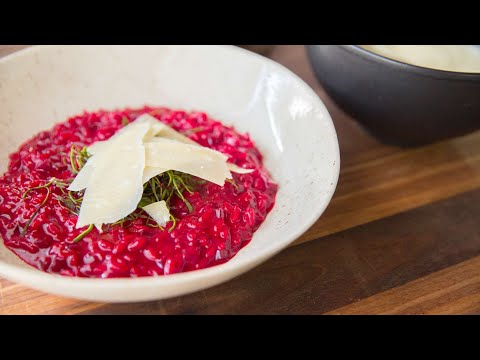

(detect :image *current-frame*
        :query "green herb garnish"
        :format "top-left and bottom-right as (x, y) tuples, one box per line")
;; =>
(141, 170), (202, 215)
(72, 224), (94, 243)
(226, 178), (239, 190)
(181, 126), (204, 136)
(69, 145), (91, 174)
(168, 214), (176, 233)
(21, 143), (203, 240)
(121, 116), (130, 127)
(20, 187), (50, 236)
(20, 177), (71, 236)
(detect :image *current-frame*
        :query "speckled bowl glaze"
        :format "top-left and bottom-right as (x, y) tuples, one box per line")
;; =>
(0, 45), (340, 302)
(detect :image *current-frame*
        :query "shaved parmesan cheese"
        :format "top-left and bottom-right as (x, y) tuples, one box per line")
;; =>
(69, 113), (249, 229)
(145, 139), (232, 186)
(137, 114), (198, 145)
(143, 163), (253, 184)
(87, 140), (108, 155)
(68, 160), (94, 191)
(134, 114), (166, 141)
(150, 128), (198, 145)
(138, 114), (198, 145)
(142, 200), (170, 227)
(74, 120), (150, 229)
(142, 166), (168, 184)
(70, 115), (172, 191)
(68, 141), (107, 191)
(227, 163), (255, 174)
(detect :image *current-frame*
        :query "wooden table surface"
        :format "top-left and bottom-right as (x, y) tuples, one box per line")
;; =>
(1, 45), (480, 315)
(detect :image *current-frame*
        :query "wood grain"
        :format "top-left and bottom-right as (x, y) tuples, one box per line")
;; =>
(0, 45), (29, 58)
(80, 188), (480, 314)
(294, 130), (480, 245)
(328, 256), (480, 315)
(1, 45), (480, 314)
(0, 283), (101, 315)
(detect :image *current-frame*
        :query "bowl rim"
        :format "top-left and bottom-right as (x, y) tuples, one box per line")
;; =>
(341, 45), (480, 80)
(0, 44), (340, 301)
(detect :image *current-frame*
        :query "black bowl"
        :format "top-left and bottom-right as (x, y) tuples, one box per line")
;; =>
(305, 45), (480, 147)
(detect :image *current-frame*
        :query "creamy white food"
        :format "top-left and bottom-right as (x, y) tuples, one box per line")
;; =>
(359, 45), (480, 73)
(142, 201), (171, 227)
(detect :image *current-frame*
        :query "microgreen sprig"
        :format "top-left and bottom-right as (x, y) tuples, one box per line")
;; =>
(121, 116), (130, 127)
(20, 187), (50, 236)
(72, 224), (94, 243)
(21, 142), (205, 239)
(20, 177), (70, 236)
(69, 145), (91, 174)
(226, 178), (239, 190)
(140, 170), (203, 216)
(181, 126), (204, 136)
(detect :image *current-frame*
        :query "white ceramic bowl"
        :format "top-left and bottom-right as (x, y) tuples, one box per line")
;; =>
(0, 45), (340, 302)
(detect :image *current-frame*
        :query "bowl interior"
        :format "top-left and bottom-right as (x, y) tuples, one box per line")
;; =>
(0, 45), (339, 302)
(347, 45), (480, 78)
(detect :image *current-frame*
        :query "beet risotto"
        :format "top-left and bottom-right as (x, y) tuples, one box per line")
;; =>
(0, 106), (278, 278)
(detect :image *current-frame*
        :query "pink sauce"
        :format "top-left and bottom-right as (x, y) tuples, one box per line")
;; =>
(0, 107), (278, 278)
